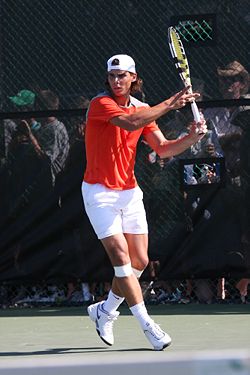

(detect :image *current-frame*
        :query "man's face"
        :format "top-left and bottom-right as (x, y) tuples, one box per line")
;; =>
(219, 75), (245, 99)
(107, 70), (136, 97)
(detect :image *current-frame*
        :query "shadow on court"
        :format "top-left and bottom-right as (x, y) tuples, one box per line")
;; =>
(0, 347), (155, 357)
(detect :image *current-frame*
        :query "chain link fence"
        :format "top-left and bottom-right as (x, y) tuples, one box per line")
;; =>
(0, 0), (249, 106)
(0, 0), (250, 307)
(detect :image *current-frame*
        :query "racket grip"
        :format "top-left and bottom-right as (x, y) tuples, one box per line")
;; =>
(191, 101), (201, 123)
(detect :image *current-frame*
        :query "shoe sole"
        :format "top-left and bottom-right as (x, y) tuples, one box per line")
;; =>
(155, 340), (172, 351)
(96, 328), (113, 346)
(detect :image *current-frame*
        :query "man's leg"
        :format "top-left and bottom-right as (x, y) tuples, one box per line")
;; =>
(102, 232), (148, 315)
(101, 233), (144, 306)
(87, 233), (141, 346)
(88, 233), (171, 350)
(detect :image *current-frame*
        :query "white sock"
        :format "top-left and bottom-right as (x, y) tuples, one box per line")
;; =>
(130, 301), (153, 328)
(103, 290), (125, 314)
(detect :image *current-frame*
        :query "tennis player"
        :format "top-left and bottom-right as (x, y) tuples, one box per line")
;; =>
(82, 54), (207, 350)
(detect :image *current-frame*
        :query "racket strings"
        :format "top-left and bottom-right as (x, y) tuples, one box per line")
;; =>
(169, 27), (191, 84)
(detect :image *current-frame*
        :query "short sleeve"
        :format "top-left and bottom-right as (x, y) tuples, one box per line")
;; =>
(87, 96), (125, 122)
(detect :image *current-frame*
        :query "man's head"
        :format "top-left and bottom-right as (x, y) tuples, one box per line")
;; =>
(106, 54), (143, 97)
(217, 61), (249, 99)
(34, 89), (59, 111)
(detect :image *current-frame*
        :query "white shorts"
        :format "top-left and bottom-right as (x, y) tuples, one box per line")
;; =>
(82, 182), (148, 239)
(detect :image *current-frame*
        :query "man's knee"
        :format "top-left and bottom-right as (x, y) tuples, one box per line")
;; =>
(132, 256), (149, 278)
(132, 267), (144, 279)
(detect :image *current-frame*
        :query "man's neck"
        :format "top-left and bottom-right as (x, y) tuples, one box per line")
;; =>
(114, 94), (131, 107)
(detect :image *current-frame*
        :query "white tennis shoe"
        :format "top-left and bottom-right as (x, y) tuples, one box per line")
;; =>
(87, 301), (119, 346)
(143, 321), (172, 351)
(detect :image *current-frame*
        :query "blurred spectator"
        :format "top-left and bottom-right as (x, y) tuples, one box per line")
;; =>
(205, 61), (249, 137)
(204, 61), (249, 178)
(33, 89), (70, 185)
(0, 90), (36, 164)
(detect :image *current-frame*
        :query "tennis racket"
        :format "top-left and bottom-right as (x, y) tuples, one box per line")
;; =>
(168, 26), (201, 123)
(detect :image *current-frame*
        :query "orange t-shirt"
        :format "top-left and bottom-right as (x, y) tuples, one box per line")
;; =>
(83, 93), (159, 190)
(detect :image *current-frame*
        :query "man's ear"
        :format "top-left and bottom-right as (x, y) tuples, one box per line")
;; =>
(131, 73), (137, 82)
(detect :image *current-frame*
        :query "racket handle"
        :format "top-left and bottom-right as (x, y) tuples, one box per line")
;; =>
(191, 101), (201, 123)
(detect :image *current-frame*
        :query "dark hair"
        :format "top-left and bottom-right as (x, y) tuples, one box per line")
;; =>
(105, 74), (144, 95)
(34, 89), (59, 110)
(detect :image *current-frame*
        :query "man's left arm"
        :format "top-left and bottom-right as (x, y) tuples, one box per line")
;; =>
(144, 121), (207, 159)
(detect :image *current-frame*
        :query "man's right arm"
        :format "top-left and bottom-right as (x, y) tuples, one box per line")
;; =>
(110, 87), (200, 131)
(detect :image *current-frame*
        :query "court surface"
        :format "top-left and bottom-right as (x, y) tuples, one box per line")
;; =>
(1, 303), (250, 363)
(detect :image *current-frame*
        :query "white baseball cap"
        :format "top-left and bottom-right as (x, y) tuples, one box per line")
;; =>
(107, 54), (136, 73)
